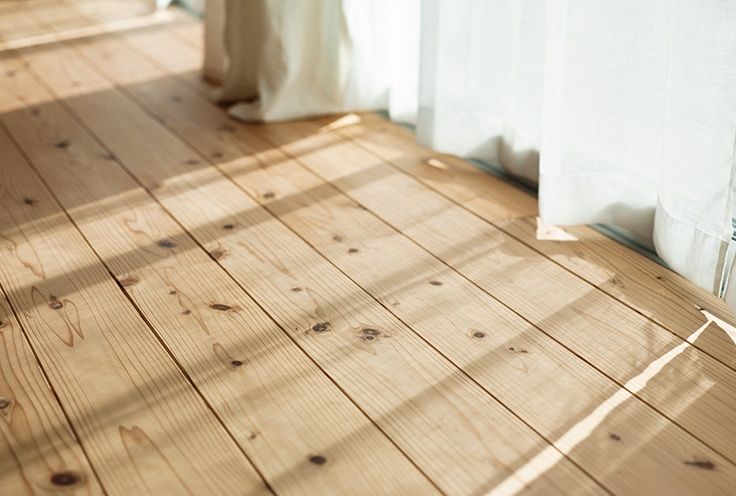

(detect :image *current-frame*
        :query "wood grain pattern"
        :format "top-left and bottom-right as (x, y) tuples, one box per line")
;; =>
(0, 3), (47, 44)
(4, 2), (736, 494)
(18, 25), (606, 496)
(153, 18), (736, 367)
(58, 0), (153, 25)
(121, 18), (212, 96)
(0, 39), (440, 496)
(0, 292), (103, 495)
(0, 0), (153, 52)
(81, 24), (736, 496)
(256, 116), (736, 466)
(342, 113), (736, 369)
(0, 83), (269, 496)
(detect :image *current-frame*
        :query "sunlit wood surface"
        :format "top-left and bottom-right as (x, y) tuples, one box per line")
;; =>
(1, 1), (735, 495)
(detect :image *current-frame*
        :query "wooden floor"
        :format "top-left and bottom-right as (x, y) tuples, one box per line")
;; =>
(2, 1), (736, 495)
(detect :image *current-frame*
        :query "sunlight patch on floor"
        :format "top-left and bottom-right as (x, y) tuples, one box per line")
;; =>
(0, 10), (178, 52)
(319, 113), (362, 133)
(486, 315), (721, 495)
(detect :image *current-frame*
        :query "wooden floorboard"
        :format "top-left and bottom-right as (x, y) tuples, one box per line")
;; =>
(0, 24), (442, 496)
(11, 8), (604, 496)
(0, 123), (269, 495)
(26, 29), (608, 494)
(0, 0), (155, 51)
(67, 18), (736, 496)
(0, 289), (104, 495)
(137, 0), (736, 378)
(255, 117), (736, 462)
(127, 12), (736, 476)
(2, 2), (736, 495)
(339, 113), (736, 369)
(0, 6), (270, 496)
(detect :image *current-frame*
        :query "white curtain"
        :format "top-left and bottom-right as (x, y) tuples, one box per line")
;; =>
(540, 1), (736, 296)
(203, 0), (736, 299)
(204, 0), (417, 121)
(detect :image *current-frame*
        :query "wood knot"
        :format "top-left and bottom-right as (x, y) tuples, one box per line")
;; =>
(210, 304), (232, 311)
(103, 152), (117, 161)
(211, 151), (224, 160)
(609, 433), (621, 441)
(50, 471), (82, 486)
(230, 360), (244, 367)
(49, 300), (63, 310)
(332, 235), (344, 242)
(22, 196), (35, 205)
(262, 191), (275, 199)
(168, 290), (177, 295)
(0, 397), (11, 410)
(222, 223), (235, 230)
(348, 248), (359, 254)
(429, 280), (443, 286)
(684, 458), (715, 470)
(30, 108), (40, 116)
(360, 328), (381, 341)
(53, 140), (70, 149)
(472, 331), (486, 339)
(507, 346), (528, 354)
(311, 322), (330, 333)
(308, 454), (327, 465)
(157, 239), (177, 249)
(291, 287), (303, 292)
(209, 248), (227, 261)
(184, 159), (200, 166)
(119, 275), (139, 287)
(182, 309), (191, 315)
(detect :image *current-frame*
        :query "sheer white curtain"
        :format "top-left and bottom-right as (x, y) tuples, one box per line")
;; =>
(204, 0), (736, 299)
(541, 1), (736, 296)
(203, 0), (416, 121)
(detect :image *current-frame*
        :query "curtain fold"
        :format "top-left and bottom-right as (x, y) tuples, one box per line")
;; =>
(539, 0), (736, 294)
(205, 0), (416, 121)
(202, 0), (225, 83)
(204, 0), (736, 300)
(418, 0), (545, 184)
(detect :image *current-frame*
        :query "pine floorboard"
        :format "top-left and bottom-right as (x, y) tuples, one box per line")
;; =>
(13, 23), (597, 496)
(1, 2), (736, 495)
